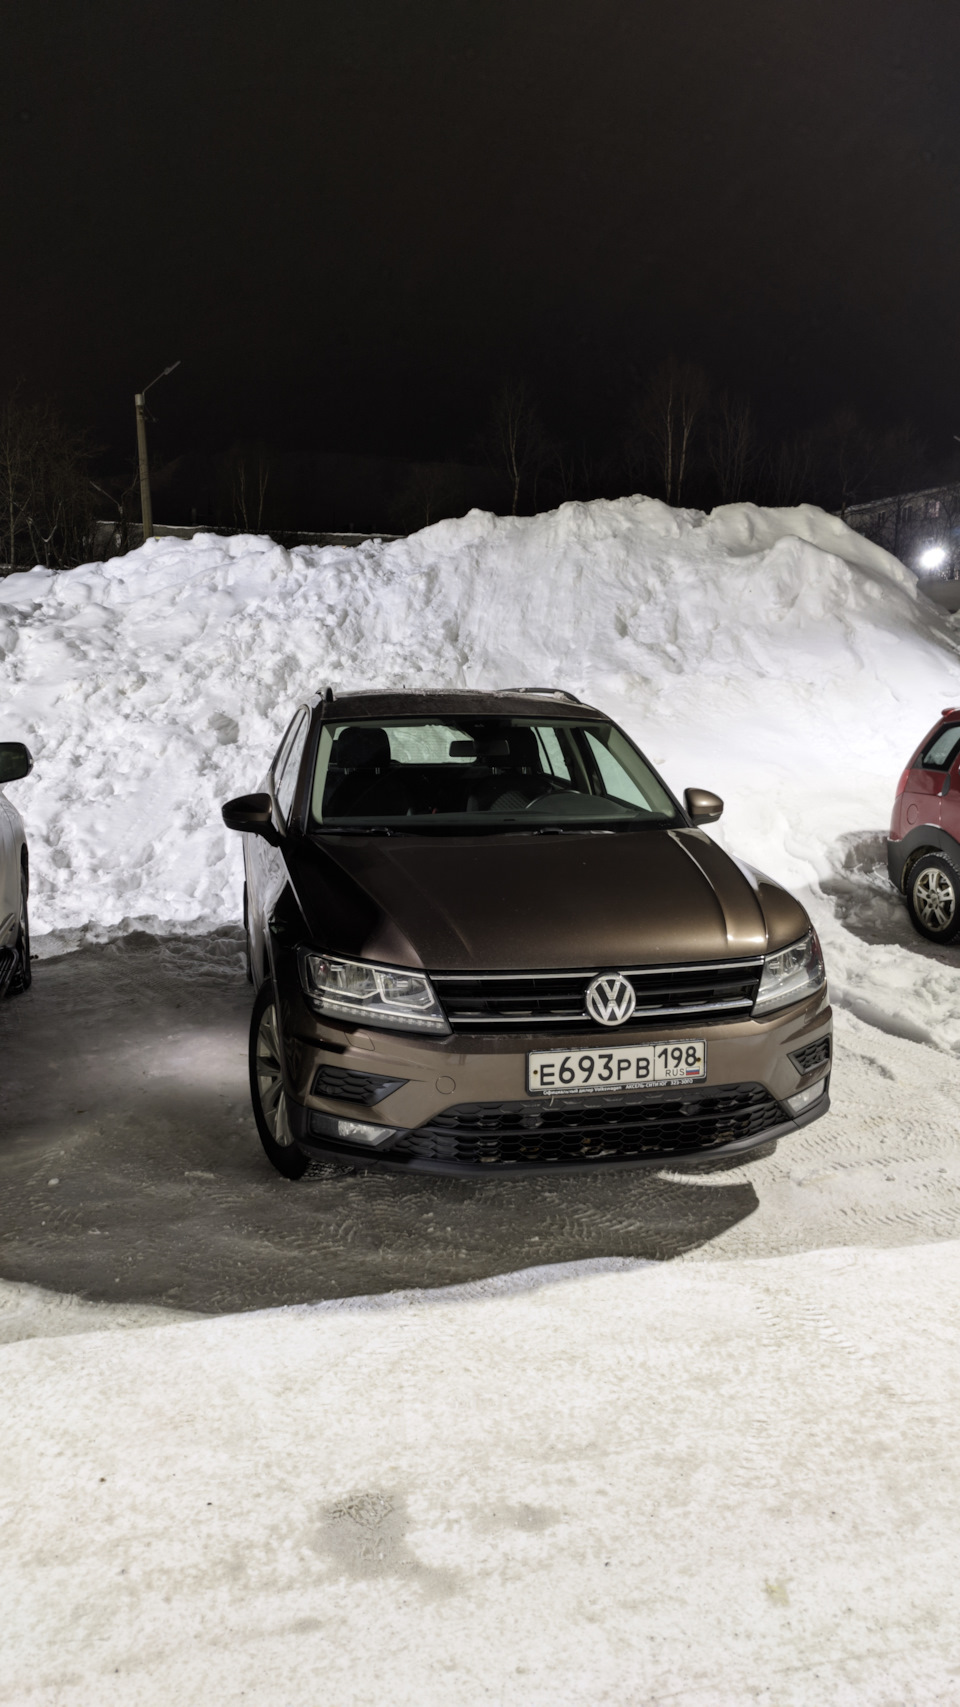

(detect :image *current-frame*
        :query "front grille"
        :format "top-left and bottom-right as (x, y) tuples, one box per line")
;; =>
(311, 1064), (407, 1106)
(392, 1082), (783, 1168)
(789, 1036), (831, 1076)
(431, 959), (763, 1032)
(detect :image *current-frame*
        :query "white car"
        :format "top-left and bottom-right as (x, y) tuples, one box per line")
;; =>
(0, 742), (32, 996)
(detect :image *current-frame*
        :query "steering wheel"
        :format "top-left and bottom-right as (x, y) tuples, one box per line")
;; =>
(522, 779), (573, 810)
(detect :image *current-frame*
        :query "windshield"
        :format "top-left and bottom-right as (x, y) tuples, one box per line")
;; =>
(309, 716), (680, 832)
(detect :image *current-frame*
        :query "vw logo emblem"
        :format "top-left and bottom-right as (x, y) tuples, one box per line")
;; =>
(585, 972), (637, 1027)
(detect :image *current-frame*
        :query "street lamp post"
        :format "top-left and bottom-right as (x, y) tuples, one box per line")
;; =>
(134, 361), (181, 542)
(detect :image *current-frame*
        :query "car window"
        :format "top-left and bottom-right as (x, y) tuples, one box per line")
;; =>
(582, 728), (661, 809)
(536, 725), (572, 781)
(920, 724), (960, 769)
(386, 723), (475, 764)
(274, 709), (310, 826)
(310, 715), (679, 832)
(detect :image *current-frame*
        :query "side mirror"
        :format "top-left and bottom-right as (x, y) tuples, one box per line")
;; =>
(0, 742), (33, 784)
(222, 792), (280, 844)
(684, 787), (723, 825)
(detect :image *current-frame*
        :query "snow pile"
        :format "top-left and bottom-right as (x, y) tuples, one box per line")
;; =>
(2, 496), (959, 1040)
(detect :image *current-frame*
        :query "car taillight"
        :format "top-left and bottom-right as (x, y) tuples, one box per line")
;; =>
(895, 766), (912, 799)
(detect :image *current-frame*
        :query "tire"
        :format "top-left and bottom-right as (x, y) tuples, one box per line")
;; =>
(248, 979), (310, 1179)
(906, 852), (960, 944)
(8, 866), (31, 995)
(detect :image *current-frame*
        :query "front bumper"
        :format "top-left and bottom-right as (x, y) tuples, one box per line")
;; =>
(276, 983), (833, 1175)
(287, 1081), (830, 1176)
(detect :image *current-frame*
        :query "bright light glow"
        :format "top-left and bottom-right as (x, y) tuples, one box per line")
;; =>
(919, 546), (948, 570)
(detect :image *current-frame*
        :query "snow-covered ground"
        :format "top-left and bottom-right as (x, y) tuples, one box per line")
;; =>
(3, 498), (960, 1703)
(4, 1244), (960, 1706)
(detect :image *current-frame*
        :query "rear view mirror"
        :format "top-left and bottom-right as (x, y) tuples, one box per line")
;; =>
(684, 787), (723, 825)
(222, 792), (280, 844)
(0, 742), (33, 784)
(449, 737), (511, 758)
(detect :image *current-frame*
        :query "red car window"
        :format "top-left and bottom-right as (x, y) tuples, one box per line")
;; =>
(920, 724), (960, 770)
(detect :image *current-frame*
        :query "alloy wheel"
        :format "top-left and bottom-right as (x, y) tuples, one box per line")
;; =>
(255, 999), (295, 1146)
(913, 866), (956, 932)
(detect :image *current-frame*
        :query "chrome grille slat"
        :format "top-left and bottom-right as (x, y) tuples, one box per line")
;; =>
(431, 959), (764, 1032)
(432, 959), (763, 982)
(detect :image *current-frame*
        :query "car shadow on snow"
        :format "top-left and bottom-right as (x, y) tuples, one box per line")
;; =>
(0, 928), (762, 1316)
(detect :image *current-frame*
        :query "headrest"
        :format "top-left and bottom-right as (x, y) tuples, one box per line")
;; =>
(506, 725), (541, 769)
(334, 725), (391, 768)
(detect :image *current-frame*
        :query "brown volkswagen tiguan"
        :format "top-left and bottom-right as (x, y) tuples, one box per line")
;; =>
(222, 688), (831, 1178)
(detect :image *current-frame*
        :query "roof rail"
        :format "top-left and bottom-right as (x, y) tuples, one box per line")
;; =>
(505, 686), (583, 704)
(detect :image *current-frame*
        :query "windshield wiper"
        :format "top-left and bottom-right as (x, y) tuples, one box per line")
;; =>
(314, 821), (647, 838)
(315, 825), (407, 836)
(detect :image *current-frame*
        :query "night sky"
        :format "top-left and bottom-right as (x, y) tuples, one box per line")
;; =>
(5, 0), (960, 467)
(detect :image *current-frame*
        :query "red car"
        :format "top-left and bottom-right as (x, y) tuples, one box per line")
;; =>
(888, 707), (960, 942)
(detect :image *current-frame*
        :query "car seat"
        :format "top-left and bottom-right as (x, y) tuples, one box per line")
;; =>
(325, 726), (410, 817)
(478, 726), (549, 813)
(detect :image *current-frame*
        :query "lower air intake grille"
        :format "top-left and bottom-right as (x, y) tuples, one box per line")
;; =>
(392, 1082), (783, 1169)
(311, 1065), (407, 1106)
(788, 1037), (831, 1076)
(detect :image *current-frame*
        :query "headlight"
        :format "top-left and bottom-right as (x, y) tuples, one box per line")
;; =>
(753, 930), (826, 1016)
(297, 949), (450, 1034)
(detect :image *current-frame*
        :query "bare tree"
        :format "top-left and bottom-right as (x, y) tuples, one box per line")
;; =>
(812, 409), (884, 516)
(487, 379), (551, 514)
(388, 462), (481, 534)
(628, 358), (710, 506)
(0, 394), (43, 570)
(553, 436), (598, 505)
(811, 411), (927, 518)
(709, 392), (756, 503)
(0, 392), (95, 571)
(89, 463), (142, 556)
(767, 429), (816, 507)
(225, 442), (272, 532)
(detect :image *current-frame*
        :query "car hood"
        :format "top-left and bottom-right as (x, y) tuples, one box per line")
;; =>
(289, 829), (808, 971)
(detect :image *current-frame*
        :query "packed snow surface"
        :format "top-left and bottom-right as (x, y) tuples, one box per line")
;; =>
(2, 495), (960, 1044)
(4, 1244), (960, 1706)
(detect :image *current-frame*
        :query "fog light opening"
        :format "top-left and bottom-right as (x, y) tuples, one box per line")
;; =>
(309, 1112), (399, 1148)
(785, 1077), (827, 1116)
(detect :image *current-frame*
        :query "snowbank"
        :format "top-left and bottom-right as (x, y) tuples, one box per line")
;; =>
(2, 496), (959, 1041)
(4, 1243), (960, 1706)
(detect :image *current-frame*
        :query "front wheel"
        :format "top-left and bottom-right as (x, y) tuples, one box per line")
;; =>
(248, 979), (310, 1179)
(907, 853), (960, 944)
(8, 866), (31, 994)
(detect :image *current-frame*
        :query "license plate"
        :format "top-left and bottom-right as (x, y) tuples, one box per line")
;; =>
(527, 1040), (706, 1095)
